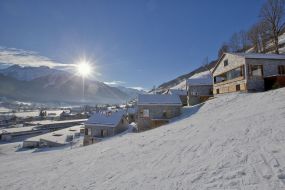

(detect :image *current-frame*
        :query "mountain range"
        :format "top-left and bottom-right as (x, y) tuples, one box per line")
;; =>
(0, 65), (144, 104)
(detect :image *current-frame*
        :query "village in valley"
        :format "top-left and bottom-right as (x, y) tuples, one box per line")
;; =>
(1, 0), (285, 189)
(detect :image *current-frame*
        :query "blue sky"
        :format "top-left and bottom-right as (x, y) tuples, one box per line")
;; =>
(0, 0), (265, 90)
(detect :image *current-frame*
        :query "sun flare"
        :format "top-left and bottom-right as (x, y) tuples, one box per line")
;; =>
(77, 61), (92, 77)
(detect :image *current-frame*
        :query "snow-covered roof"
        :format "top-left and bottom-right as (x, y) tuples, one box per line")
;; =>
(187, 70), (213, 86)
(27, 119), (87, 126)
(137, 94), (182, 106)
(230, 52), (285, 60)
(167, 89), (187, 96)
(85, 111), (125, 127)
(25, 125), (82, 145)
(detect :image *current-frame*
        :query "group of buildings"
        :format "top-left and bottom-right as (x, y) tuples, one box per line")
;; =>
(82, 52), (285, 146)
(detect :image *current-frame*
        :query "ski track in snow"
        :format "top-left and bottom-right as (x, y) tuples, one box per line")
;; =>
(0, 88), (285, 189)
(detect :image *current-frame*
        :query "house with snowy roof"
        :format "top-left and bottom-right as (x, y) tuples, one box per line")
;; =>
(212, 53), (285, 95)
(137, 94), (182, 131)
(83, 111), (128, 146)
(165, 89), (187, 106)
(186, 70), (213, 106)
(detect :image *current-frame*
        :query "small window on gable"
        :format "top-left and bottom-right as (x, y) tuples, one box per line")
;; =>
(224, 60), (228, 67)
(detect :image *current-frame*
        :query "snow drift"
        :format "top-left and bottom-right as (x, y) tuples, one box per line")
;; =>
(1, 88), (285, 189)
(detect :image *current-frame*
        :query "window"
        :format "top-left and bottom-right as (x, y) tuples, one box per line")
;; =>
(85, 128), (89, 135)
(216, 89), (220, 94)
(236, 84), (240, 91)
(249, 65), (263, 77)
(278, 65), (285, 75)
(224, 60), (228, 67)
(143, 109), (149, 118)
(214, 66), (244, 84)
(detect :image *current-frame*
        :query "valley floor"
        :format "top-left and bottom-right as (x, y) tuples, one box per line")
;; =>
(1, 88), (285, 190)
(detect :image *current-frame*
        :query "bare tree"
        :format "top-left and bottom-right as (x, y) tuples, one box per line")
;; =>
(259, 21), (271, 53)
(239, 30), (252, 51)
(248, 23), (262, 53)
(229, 32), (242, 52)
(218, 43), (230, 58)
(260, 0), (285, 54)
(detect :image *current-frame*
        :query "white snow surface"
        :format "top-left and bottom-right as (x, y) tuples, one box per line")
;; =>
(25, 125), (83, 145)
(1, 88), (285, 189)
(171, 70), (213, 90)
(187, 70), (213, 86)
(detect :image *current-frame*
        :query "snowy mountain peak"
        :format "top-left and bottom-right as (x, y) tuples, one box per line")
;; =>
(0, 64), (63, 81)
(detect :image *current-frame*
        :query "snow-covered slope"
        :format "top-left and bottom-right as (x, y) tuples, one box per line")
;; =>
(171, 70), (213, 90)
(115, 86), (146, 99)
(1, 88), (285, 189)
(187, 70), (213, 85)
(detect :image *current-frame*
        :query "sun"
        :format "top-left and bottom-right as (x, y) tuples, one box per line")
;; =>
(77, 61), (92, 77)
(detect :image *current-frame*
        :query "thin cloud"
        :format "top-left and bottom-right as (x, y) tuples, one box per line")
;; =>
(104, 81), (126, 86)
(129, 86), (147, 91)
(0, 47), (72, 68)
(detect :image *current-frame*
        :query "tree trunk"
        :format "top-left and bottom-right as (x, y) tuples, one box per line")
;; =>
(274, 34), (279, 54)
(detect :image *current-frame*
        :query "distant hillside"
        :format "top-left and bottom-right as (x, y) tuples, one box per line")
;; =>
(115, 86), (146, 99)
(0, 73), (130, 104)
(155, 60), (216, 92)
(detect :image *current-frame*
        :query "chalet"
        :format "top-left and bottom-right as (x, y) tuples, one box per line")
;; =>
(165, 89), (187, 106)
(212, 53), (285, 95)
(83, 111), (128, 146)
(137, 94), (182, 131)
(186, 70), (213, 106)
